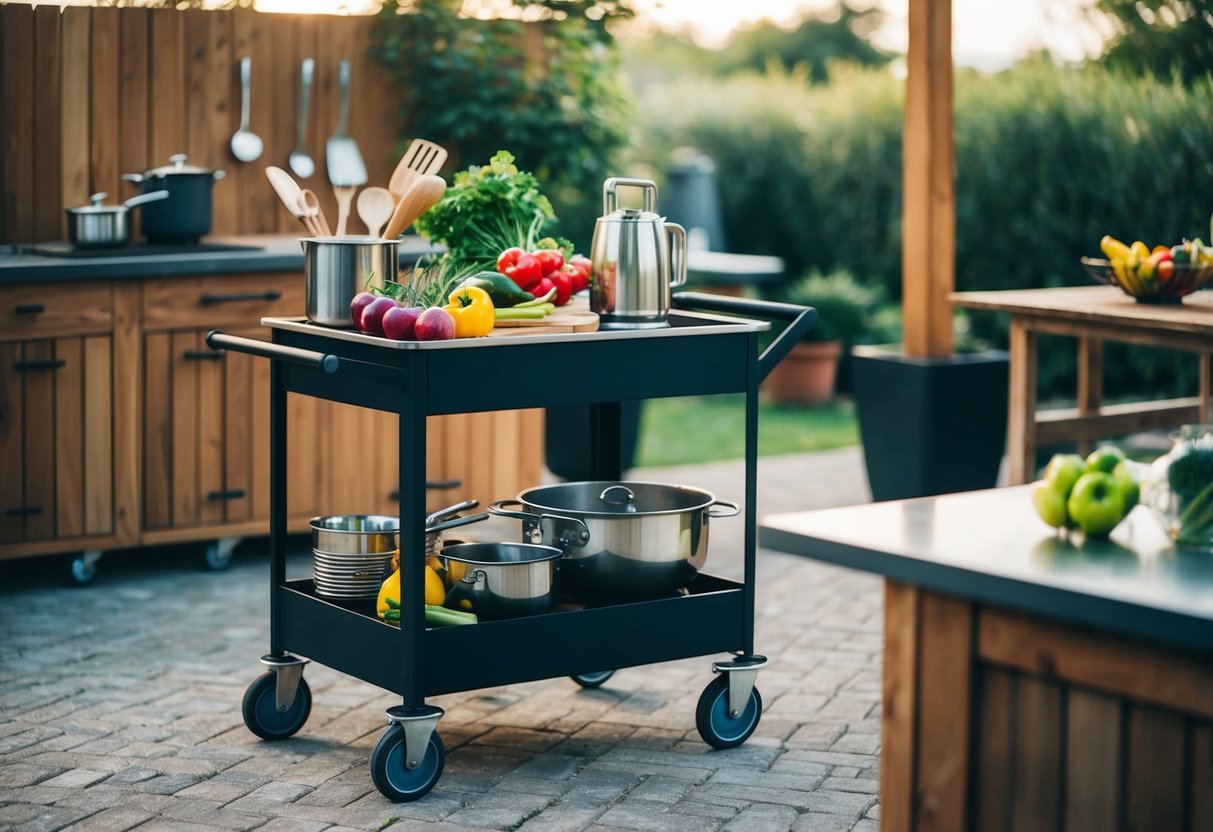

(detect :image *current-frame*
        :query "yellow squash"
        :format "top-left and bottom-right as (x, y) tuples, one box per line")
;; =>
(376, 565), (447, 621)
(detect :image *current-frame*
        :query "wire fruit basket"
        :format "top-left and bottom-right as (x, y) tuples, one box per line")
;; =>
(1081, 256), (1213, 304)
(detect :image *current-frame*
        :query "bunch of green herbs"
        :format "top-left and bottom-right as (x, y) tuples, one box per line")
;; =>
(414, 150), (569, 272)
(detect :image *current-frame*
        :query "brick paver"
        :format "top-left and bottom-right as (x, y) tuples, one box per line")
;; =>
(0, 450), (883, 831)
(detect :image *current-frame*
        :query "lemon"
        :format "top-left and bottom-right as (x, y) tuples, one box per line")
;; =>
(425, 565), (446, 606)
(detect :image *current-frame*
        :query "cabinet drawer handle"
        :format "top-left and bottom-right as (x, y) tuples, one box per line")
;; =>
(14, 303), (45, 315)
(13, 358), (66, 372)
(183, 350), (225, 361)
(388, 480), (463, 501)
(5, 506), (44, 517)
(207, 489), (246, 502)
(199, 290), (282, 306)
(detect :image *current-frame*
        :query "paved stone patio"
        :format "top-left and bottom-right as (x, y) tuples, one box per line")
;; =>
(0, 448), (883, 832)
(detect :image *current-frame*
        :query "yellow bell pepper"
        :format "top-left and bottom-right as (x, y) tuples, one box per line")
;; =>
(376, 566), (447, 621)
(443, 285), (495, 338)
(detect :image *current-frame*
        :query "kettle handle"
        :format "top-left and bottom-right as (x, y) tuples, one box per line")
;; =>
(667, 222), (687, 289)
(603, 177), (658, 214)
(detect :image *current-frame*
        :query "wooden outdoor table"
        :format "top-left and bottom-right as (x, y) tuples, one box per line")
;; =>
(950, 285), (1213, 484)
(760, 486), (1213, 832)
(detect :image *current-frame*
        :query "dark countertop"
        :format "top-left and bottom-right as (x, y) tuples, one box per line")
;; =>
(0, 234), (437, 284)
(760, 485), (1213, 653)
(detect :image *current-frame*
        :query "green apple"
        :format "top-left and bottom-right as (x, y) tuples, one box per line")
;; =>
(1085, 445), (1127, 474)
(1111, 459), (1140, 511)
(1043, 453), (1086, 496)
(1032, 482), (1070, 529)
(1066, 472), (1127, 538)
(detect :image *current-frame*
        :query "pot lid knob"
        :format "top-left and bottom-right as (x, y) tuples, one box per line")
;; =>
(599, 485), (637, 512)
(89, 192), (108, 207)
(170, 153), (187, 168)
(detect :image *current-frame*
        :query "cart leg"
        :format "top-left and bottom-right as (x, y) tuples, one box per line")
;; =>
(385, 704), (444, 771)
(714, 654), (768, 718)
(260, 654), (309, 712)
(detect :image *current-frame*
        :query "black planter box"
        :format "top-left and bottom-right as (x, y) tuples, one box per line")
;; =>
(852, 345), (1009, 501)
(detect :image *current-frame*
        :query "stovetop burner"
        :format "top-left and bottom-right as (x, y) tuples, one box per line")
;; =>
(21, 241), (264, 259)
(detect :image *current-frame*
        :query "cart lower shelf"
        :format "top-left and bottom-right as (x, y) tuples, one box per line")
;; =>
(278, 572), (749, 696)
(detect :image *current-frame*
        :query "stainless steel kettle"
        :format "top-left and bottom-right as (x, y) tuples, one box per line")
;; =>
(589, 178), (686, 329)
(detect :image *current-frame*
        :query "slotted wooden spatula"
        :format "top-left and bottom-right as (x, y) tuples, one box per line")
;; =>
(383, 174), (446, 240)
(388, 139), (448, 201)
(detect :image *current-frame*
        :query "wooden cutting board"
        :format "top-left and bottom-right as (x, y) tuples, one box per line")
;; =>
(490, 296), (599, 336)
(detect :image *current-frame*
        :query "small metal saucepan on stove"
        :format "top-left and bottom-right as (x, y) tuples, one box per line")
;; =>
(65, 190), (169, 249)
(490, 481), (739, 601)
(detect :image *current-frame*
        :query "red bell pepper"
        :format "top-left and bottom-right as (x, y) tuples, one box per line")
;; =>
(568, 254), (591, 293)
(551, 269), (573, 306)
(497, 247), (543, 288)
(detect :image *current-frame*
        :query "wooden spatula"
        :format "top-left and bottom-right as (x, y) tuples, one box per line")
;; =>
(265, 166), (310, 233)
(388, 139), (448, 201)
(383, 174), (446, 240)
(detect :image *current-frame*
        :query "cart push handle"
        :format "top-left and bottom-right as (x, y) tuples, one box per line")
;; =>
(671, 292), (817, 384)
(205, 330), (340, 374)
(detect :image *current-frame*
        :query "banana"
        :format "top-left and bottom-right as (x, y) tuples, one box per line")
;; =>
(1100, 235), (1131, 261)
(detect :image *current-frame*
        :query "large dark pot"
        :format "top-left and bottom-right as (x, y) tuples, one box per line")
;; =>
(123, 154), (224, 243)
(491, 481), (739, 602)
(852, 345), (1009, 501)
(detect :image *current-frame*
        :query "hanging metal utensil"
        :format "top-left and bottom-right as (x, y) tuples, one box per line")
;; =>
(288, 58), (315, 179)
(325, 59), (368, 237)
(230, 56), (263, 163)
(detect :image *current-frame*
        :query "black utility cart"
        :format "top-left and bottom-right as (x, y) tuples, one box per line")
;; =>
(209, 292), (814, 802)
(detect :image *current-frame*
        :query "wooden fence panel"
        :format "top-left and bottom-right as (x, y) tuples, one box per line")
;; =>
(1, 7), (405, 243)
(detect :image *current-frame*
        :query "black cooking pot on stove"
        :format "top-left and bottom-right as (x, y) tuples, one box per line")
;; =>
(122, 154), (224, 243)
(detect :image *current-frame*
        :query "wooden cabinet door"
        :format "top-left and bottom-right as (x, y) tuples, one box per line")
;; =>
(143, 326), (321, 532)
(0, 335), (113, 544)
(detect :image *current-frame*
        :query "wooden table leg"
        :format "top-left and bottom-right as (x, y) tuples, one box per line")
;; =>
(1201, 352), (1212, 423)
(1076, 337), (1103, 458)
(1007, 318), (1038, 485)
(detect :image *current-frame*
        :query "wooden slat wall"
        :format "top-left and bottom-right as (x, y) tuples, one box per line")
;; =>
(0, 7), (402, 244)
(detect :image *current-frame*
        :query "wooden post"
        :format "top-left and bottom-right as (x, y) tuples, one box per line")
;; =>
(902, 0), (954, 358)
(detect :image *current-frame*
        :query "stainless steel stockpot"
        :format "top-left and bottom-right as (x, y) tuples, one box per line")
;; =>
(491, 481), (739, 601)
(302, 236), (397, 327)
(440, 542), (563, 620)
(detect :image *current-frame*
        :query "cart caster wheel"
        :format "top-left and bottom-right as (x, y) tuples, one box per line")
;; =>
(695, 674), (763, 750)
(570, 670), (614, 689)
(203, 537), (239, 571)
(370, 723), (445, 802)
(242, 672), (311, 740)
(64, 551), (102, 587)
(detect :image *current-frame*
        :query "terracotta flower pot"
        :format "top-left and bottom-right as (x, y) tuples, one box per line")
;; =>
(762, 340), (843, 405)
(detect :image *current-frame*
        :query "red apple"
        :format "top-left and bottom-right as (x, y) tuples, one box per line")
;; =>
(350, 291), (378, 329)
(414, 307), (456, 341)
(382, 305), (425, 341)
(360, 296), (400, 336)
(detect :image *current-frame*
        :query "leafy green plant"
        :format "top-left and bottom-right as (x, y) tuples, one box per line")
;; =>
(764, 269), (884, 345)
(369, 1), (634, 251)
(413, 150), (564, 271)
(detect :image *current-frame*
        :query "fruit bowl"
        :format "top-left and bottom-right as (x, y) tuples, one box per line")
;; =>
(1082, 256), (1213, 304)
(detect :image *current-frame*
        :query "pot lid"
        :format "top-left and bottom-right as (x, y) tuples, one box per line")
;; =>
(599, 208), (665, 223)
(519, 481), (716, 516)
(143, 153), (216, 177)
(67, 193), (122, 214)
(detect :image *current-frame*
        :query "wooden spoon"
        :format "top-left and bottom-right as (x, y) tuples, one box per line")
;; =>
(383, 174), (446, 240)
(297, 189), (331, 237)
(356, 186), (396, 238)
(265, 166), (310, 233)
(388, 139), (448, 201)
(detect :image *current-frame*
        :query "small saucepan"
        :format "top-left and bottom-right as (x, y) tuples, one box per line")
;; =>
(440, 542), (563, 620)
(65, 190), (169, 249)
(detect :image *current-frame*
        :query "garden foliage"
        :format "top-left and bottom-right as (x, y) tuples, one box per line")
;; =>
(631, 61), (1213, 400)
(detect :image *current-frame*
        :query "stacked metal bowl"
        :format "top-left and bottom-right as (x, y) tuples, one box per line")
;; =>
(309, 515), (398, 599)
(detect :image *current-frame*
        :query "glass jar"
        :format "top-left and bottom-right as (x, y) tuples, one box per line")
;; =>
(1141, 424), (1213, 551)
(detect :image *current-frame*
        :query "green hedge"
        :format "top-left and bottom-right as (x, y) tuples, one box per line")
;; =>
(630, 62), (1213, 400)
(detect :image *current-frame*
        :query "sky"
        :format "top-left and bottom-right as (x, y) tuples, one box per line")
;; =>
(30, 0), (1110, 72)
(624, 0), (1108, 71)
